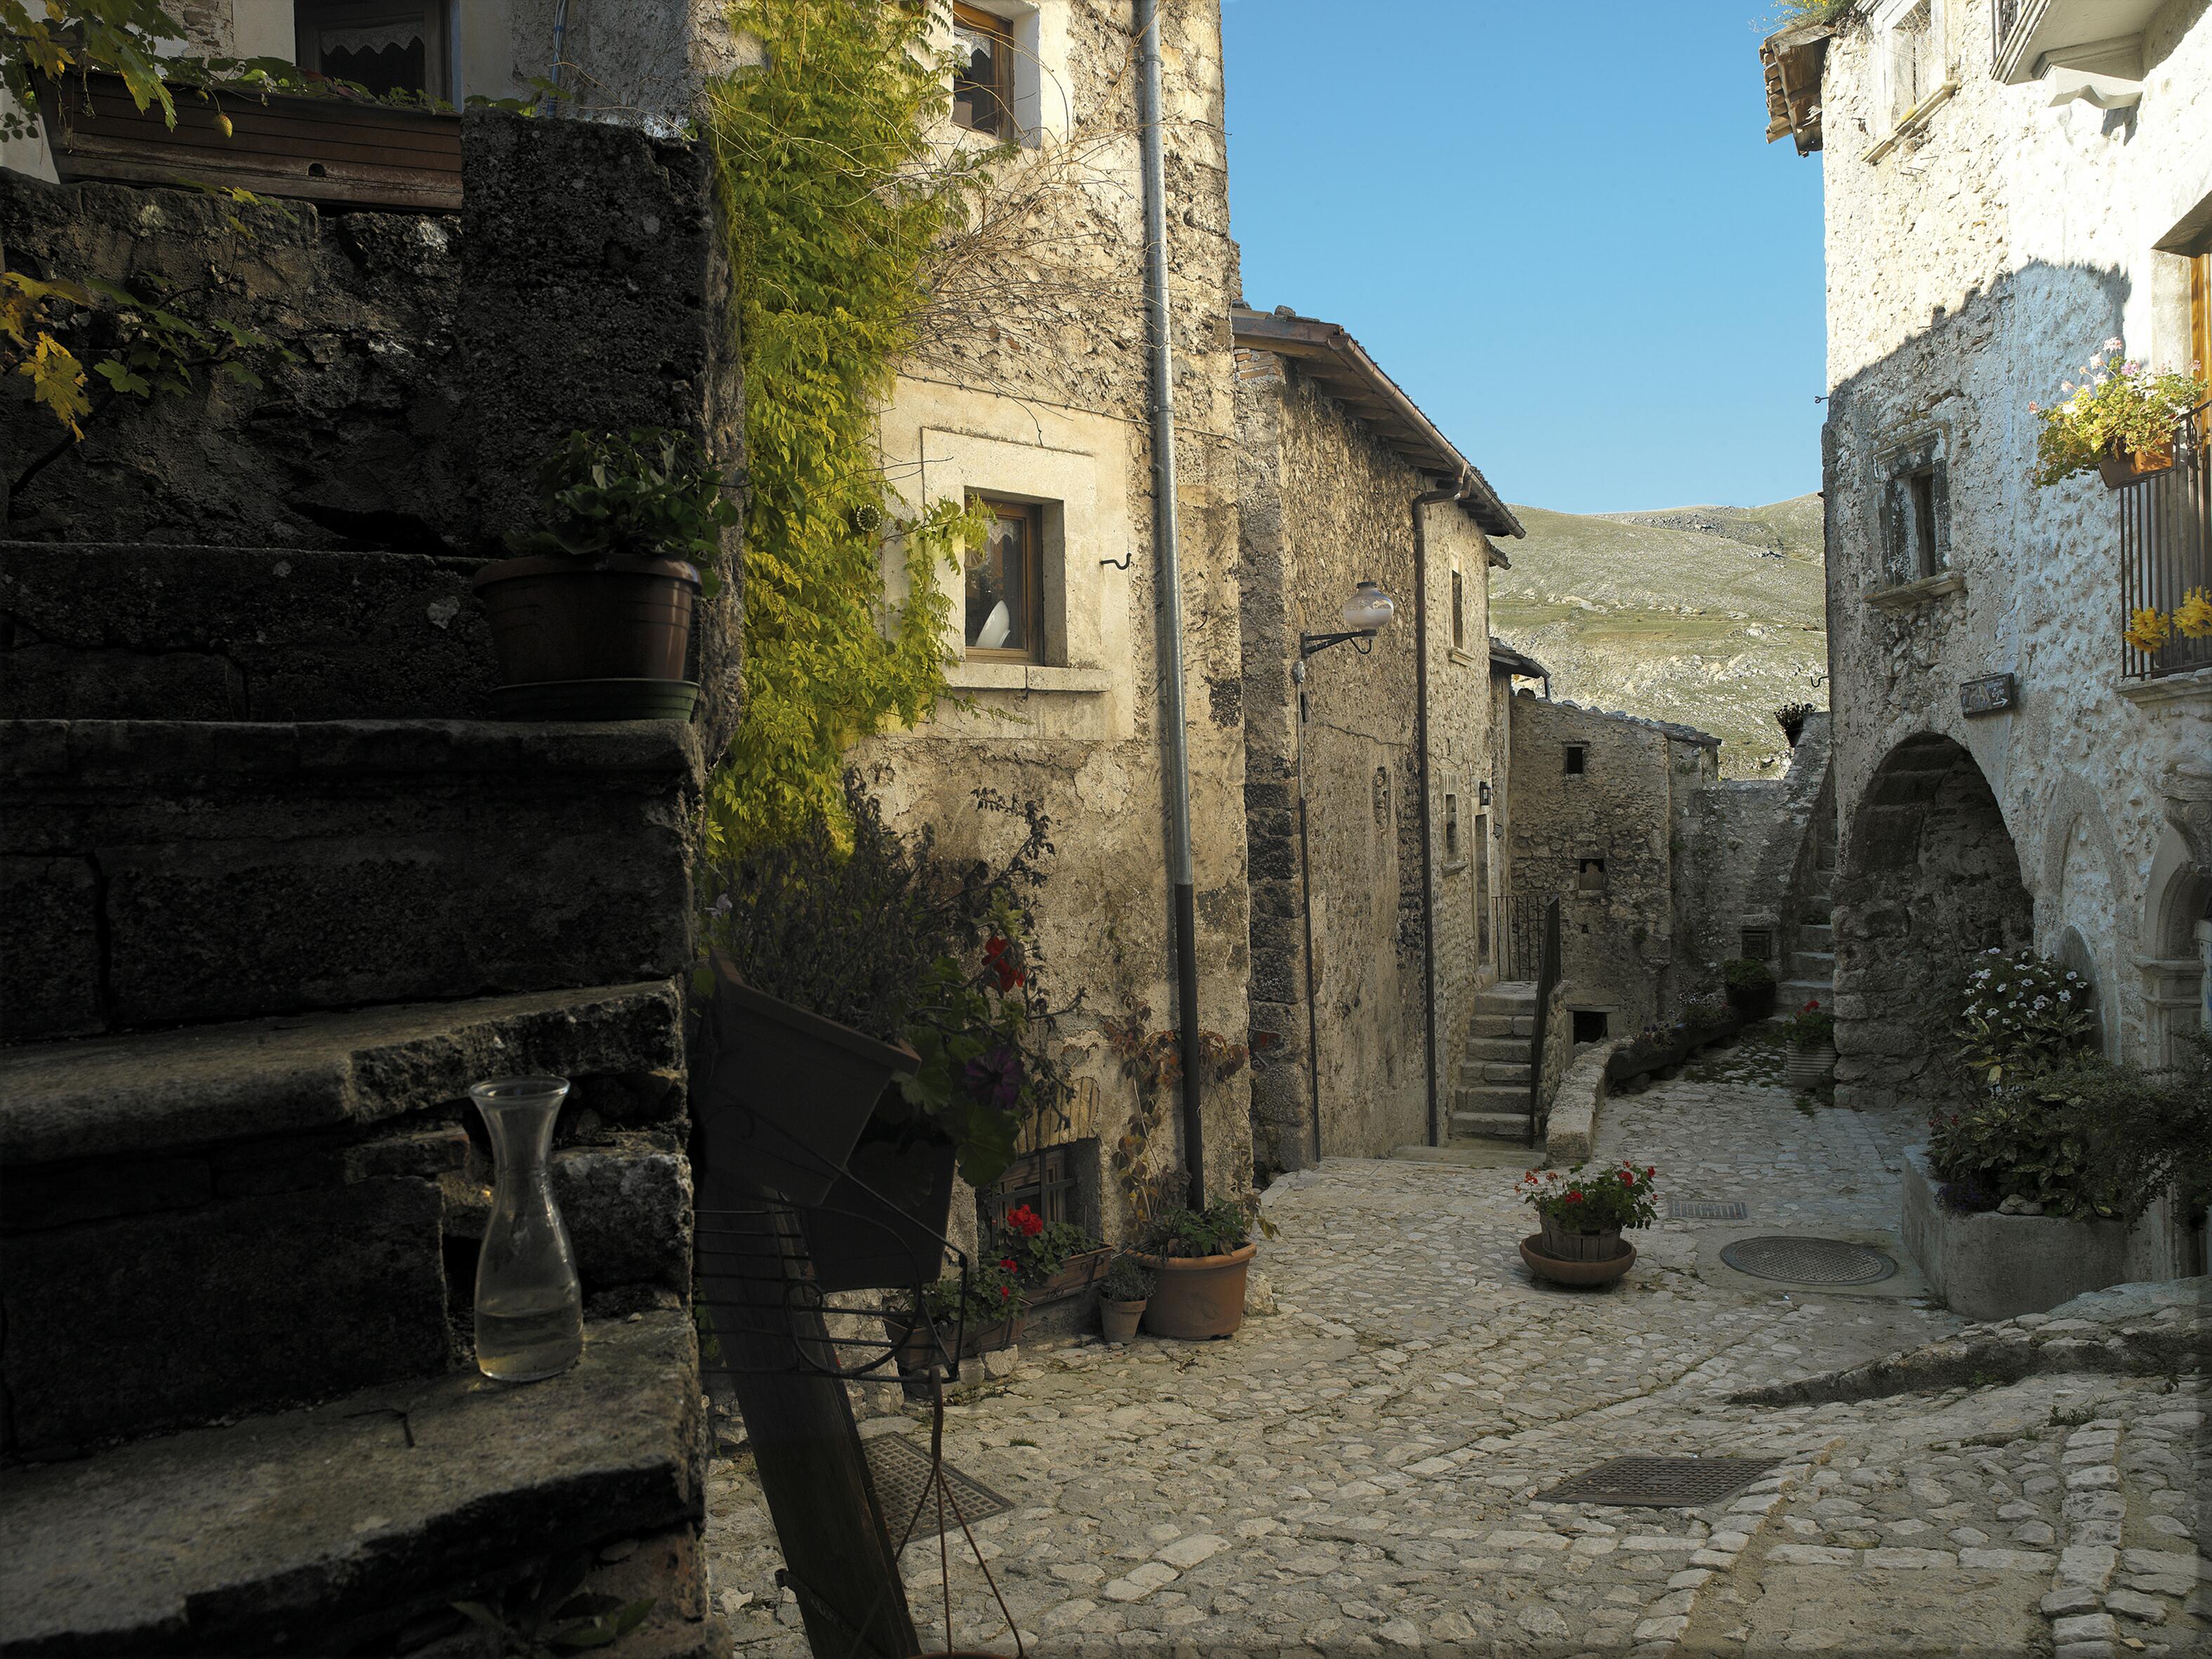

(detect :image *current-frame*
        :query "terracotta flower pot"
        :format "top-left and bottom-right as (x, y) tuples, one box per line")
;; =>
(2100, 442), (2175, 490)
(692, 948), (919, 1207)
(1133, 1243), (1256, 1340)
(1100, 1298), (1147, 1344)
(471, 551), (702, 721)
(1784, 1042), (1838, 1088)
(1520, 1233), (1638, 1287)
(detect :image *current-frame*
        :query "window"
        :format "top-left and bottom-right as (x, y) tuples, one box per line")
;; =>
(1873, 0), (1944, 135)
(1879, 435), (1949, 584)
(1740, 927), (1775, 962)
(1572, 1010), (1609, 1044)
(1564, 745), (1587, 776)
(952, 3), (1015, 140)
(295, 1), (449, 100)
(982, 1141), (1093, 1233)
(1443, 794), (1460, 860)
(1451, 567), (1465, 650)
(964, 495), (1042, 660)
(1576, 858), (1607, 891)
(1474, 815), (1491, 959)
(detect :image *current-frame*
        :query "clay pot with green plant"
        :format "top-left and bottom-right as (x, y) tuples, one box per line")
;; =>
(1722, 956), (1777, 1021)
(473, 428), (737, 721)
(1098, 1252), (1153, 1344)
(1134, 1200), (1259, 1340)
(1518, 1160), (1658, 1287)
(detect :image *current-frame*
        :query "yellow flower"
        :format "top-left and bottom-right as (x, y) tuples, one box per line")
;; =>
(2124, 608), (2172, 653)
(2174, 588), (2212, 640)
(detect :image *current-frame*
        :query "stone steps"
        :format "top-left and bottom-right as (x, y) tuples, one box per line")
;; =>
(1449, 1109), (1533, 1143)
(1470, 1012), (1536, 1038)
(1797, 922), (1834, 950)
(1, 542), (498, 723)
(1463, 1035), (1529, 1063)
(1458, 1060), (1532, 1087)
(1454, 1082), (1529, 1115)
(4, 718), (701, 1041)
(0, 1310), (711, 1656)
(0, 983), (688, 1457)
(1780, 977), (1832, 1007)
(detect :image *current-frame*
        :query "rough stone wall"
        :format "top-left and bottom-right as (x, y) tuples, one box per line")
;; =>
(857, 0), (1255, 1226)
(1676, 714), (1834, 983)
(1817, 0), (2212, 1104)
(1506, 693), (1716, 1035)
(1232, 347), (1503, 1166)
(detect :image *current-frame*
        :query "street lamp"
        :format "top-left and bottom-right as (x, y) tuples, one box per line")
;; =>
(1300, 580), (1397, 660)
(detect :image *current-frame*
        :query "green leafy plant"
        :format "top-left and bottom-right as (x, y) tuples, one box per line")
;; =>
(700, 0), (1003, 854)
(1518, 1160), (1661, 1232)
(2014, 1035), (2212, 1224)
(1101, 1252), (1154, 1303)
(1723, 957), (1776, 992)
(1774, 701), (1815, 744)
(1140, 1199), (1253, 1260)
(453, 1555), (654, 1656)
(1948, 947), (2095, 1087)
(505, 428), (739, 594)
(1781, 998), (1834, 1049)
(701, 775), (1074, 1187)
(2030, 338), (2206, 487)
(917, 1256), (1025, 1331)
(1100, 1008), (1251, 1227)
(1927, 1084), (2112, 1219)
(992, 1203), (1101, 1284)
(1680, 990), (1735, 1035)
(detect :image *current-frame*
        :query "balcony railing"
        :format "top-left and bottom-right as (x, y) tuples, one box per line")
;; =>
(2119, 405), (2212, 683)
(1992, 0), (2029, 74)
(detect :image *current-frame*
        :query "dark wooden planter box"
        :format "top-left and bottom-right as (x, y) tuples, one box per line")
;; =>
(1024, 1247), (1110, 1306)
(39, 71), (461, 212)
(802, 1131), (958, 1295)
(1605, 1006), (1743, 1088)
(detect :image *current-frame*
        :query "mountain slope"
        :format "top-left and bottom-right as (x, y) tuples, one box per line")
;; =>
(1489, 495), (1826, 776)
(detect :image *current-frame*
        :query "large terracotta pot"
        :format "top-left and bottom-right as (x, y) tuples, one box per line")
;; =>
(1133, 1243), (1256, 1340)
(471, 551), (701, 720)
(1521, 1233), (1638, 1288)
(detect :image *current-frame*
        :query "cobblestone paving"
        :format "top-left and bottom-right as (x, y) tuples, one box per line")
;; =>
(704, 1075), (2210, 1656)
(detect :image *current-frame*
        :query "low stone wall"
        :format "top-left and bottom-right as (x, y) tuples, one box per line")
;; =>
(1900, 1147), (2171, 1323)
(1545, 1037), (1626, 1167)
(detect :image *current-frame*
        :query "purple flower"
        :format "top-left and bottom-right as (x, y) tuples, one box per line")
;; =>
(963, 1044), (1025, 1113)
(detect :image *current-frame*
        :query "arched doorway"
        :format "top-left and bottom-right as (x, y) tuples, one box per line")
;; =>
(1834, 734), (2033, 1111)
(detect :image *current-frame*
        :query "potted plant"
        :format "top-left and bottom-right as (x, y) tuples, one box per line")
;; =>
(1722, 956), (1777, 1021)
(1098, 1252), (1153, 1344)
(1774, 701), (1815, 746)
(1949, 947), (2096, 1089)
(1517, 1160), (1659, 1287)
(997, 1203), (1108, 1305)
(890, 1259), (1027, 1378)
(1133, 1200), (1258, 1341)
(1781, 998), (1837, 1087)
(474, 428), (737, 721)
(2027, 339), (2206, 490)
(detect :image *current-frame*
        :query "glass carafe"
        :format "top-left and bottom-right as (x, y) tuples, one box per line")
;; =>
(470, 1076), (584, 1382)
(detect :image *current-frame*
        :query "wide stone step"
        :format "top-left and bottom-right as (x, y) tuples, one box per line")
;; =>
(1779, 978), (1832, 1006)
(0, 1310), (713, 1656)
(1470, 1014), (1536, 1039)
(1454, 1084), (1529, 1115)
(1449, 1110), (1533, 1143)
(1463, 1035), (1531, 1063)
(1, 542), (499, 722)
(1794, 950), (1836, 975)
(4, 719), (701, 1041)
(1474, 984), (1538, 1016)
(0, 983), (688, 1457)
(1458, 1061), (1531, 1087)
(1797, 923), (1834, 950)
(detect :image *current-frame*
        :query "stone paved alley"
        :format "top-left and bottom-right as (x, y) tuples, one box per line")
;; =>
(706, 1056), (2211, 1657)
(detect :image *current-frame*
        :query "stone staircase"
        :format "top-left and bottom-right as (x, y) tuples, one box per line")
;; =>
(1779, 827), (1840, 1014)
(1449, 981), (1540, 1142)
(0, 544), (721, 1654)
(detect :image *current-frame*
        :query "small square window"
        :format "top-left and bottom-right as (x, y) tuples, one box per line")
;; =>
(1444, 794), (1460, 858)
(1577, 858), (1607, 891)
(952, 3), (1016, 140)
(1740, 927), (1775, 962)
(1565, 745), (1587, 776)
(965, 495), (1042, 661)
(1572, 1009), (1609, 1043)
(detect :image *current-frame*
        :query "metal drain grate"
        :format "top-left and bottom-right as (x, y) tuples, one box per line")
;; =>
(1541, 1456), (1777, 1509)
(1669, 1199), (1747, 1220)
(864, 1434), (1014, 1549)
(1720, 1235), (1897, 1285)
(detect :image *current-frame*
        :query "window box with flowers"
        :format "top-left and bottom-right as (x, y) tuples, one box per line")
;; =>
(2028, 338), (2205, 491)
(1518, 1161), (1660, 1287)
(999, 1205), (1109, 1306)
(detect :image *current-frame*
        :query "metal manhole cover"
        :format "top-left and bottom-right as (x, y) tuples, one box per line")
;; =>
(1720, 1235), (1896, 1285)
(864, 1434), (1013, 1548)
(1540, 1456), (1777, 1509)
(1669, 1199), (1747, 1220)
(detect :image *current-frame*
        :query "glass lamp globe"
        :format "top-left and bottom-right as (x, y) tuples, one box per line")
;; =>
(1343, 580), (1395, 634)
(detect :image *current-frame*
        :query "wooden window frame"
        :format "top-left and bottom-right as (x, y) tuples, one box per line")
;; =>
(2190, 253), (2210, 393)
(294, 0), (452, 100)
(964, 494), (1044, 664)
(982, 1141), (1093, 1234)
(951, 2), (1016, 141)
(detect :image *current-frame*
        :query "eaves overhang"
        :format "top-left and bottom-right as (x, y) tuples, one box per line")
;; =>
(1760, 21), (1834, 155)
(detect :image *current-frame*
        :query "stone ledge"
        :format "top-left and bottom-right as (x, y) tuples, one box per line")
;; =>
(1863, 571), (1966, 610)
(944, 662), (1114, 695)
(1545, 1037), (1626, 1165)
(0, 1311), (704, 1655)
(2114, 664), (2212, 706)
(0, 982), (683, 1165)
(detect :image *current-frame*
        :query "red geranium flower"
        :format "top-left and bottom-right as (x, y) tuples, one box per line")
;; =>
(1006, 1203), (1044, 1239)
(1000, 1257), (1018, 1272)
(984, 936), (1027, 993)
(1565, 1191), (1584, 1204)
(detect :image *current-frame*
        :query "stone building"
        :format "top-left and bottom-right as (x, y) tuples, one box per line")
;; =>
(1231, 306), (1525, 1170)
(1761, 0), (2212, 1141)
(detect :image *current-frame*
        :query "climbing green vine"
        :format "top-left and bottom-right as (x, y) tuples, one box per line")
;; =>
(700, 0), (1001, 854)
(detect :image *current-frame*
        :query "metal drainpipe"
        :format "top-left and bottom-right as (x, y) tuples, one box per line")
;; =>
(1414, 473), (1475, 1147)
(1292, 660), (1322, 1164)
(1138, 0), (1206, 1207)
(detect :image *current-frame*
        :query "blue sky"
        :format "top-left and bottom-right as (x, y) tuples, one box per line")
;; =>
(1219, 2), (1828, 515)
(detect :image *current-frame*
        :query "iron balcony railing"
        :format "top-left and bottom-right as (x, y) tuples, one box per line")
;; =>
(2119, 404), (2212, 683)
(1992, 0), (2025, 70)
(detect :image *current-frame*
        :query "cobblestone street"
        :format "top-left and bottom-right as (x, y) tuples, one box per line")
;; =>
(706, 1068), (2210, 1657)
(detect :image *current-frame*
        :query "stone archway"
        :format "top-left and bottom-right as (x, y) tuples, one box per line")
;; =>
(1833, 733), (2034, 1112)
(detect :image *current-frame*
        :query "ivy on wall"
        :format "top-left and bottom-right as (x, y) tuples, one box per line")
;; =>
(702, 0), (999, 853)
